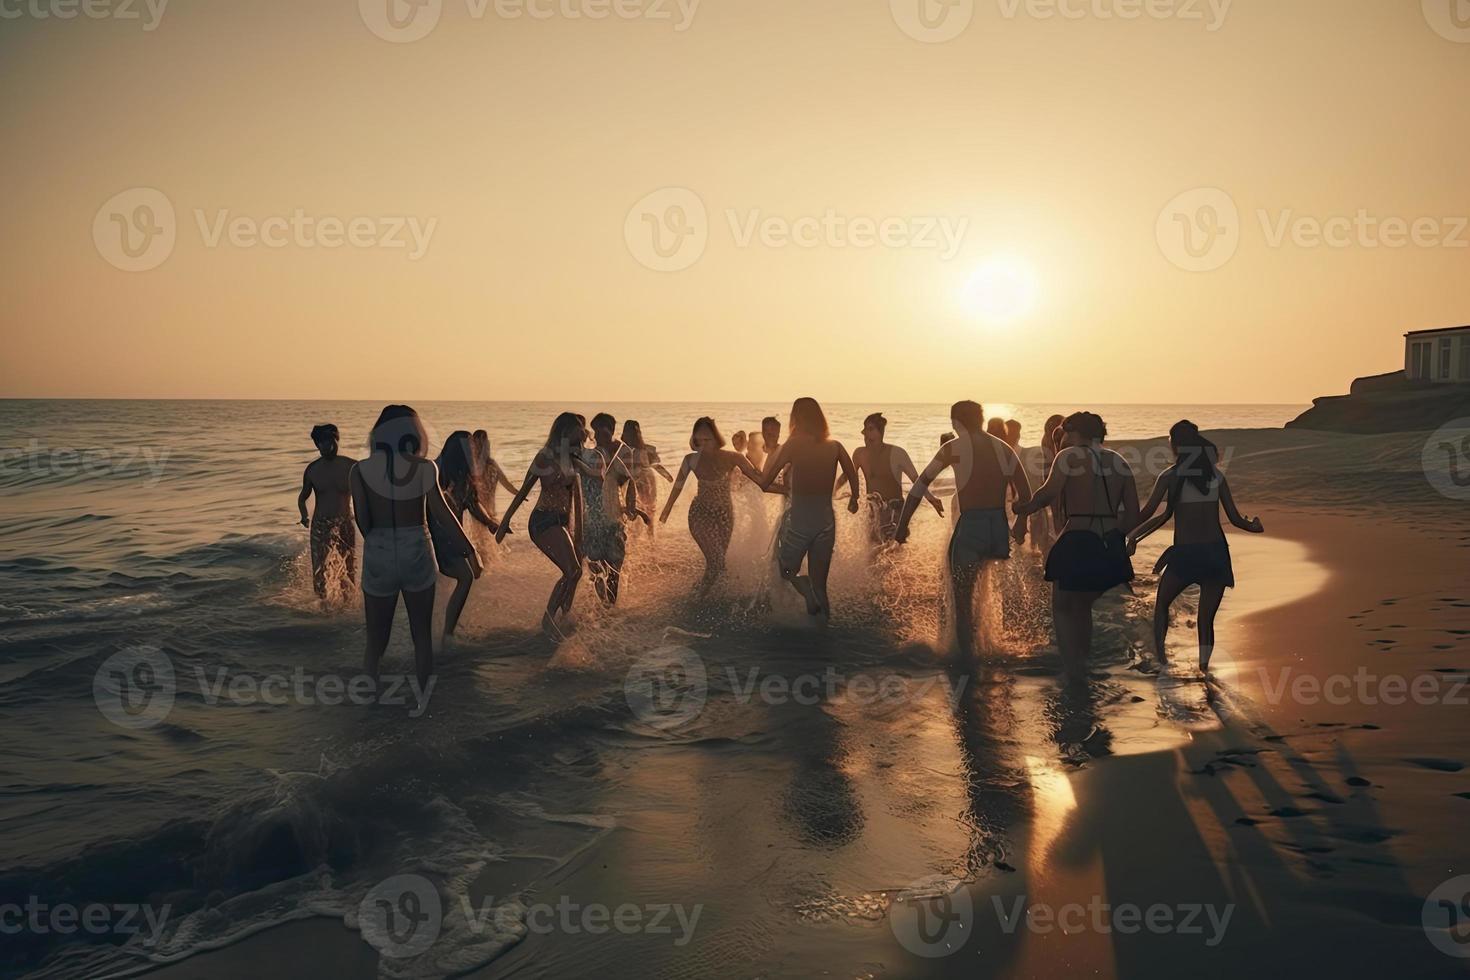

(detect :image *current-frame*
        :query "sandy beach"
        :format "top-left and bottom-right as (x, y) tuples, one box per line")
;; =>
(115, 425), (1470, 979)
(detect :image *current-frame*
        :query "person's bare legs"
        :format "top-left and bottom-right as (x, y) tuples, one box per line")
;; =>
(441, 557), (474, 645)
(532, 526), (581, 632)
(1197, 582), (1227, 672)
(951, 561), (981, 659)
(310, 527), (329, 600)
(806, 532), (836, 616)
(1052, 588), (1099, 682)
(402, 585), (436, 691)
(1152, 571), (1190, 667)
(363, 592), (397, 680)
(690, 506), (731, 595)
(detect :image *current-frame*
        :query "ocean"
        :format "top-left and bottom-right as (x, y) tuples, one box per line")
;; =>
(0, 399), (1303, 978)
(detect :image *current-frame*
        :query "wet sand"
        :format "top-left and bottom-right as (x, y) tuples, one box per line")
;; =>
(141, 428), (1470, 979)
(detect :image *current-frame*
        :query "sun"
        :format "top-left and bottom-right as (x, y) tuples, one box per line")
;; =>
(961, 255), (1040, 325)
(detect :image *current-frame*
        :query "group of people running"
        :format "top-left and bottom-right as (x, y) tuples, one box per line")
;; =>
(297, 400), (1264, 689)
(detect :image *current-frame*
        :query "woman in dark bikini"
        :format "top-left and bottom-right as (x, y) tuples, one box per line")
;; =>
(1127, 420), (1264, 673)
(432, 431), (501, 644)
(659, 417), (763, 594)
(496, 413), (604, 635)
(1014, 412), (1139, 674)
(349, 405), (478, 689)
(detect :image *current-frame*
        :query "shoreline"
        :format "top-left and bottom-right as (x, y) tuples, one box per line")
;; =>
(133, 497), (1470, 979)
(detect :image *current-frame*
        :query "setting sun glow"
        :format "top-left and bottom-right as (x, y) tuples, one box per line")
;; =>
(961, 256), (1041, 327)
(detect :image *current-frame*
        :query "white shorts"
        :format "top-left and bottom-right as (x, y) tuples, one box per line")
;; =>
(361, 527), (438, 597)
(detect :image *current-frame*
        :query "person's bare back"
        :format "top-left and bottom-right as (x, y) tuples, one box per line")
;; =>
(305, 455), (356, 522)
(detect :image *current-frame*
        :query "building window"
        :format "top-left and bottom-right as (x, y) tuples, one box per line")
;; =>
(1441, 338), (1454, 380)
(1461, 338), (1470, 381)
(1413, 341), (1432, 379)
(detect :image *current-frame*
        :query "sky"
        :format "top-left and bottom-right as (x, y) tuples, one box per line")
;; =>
(2, 0), (1468, 403)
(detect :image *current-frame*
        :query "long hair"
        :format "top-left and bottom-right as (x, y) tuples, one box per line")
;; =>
(621, 420), (646, 450)
(1169, 419), (1218, 495)
(789, 397), (829, 440)
(543, 412), (585, 453)
(369, 405), (428, 459)
(436, 430), (477, 494)
(690, 417), (725, 450)
(1042, 414), (1065, 452)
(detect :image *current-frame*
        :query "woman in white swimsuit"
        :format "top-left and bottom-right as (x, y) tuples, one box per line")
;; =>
(350, 405), (478, 689)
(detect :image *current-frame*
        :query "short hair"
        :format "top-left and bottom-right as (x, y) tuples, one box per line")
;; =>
(590, 412), (616, 433)
(310, 423), (338, 444)
(690, 416), (726, 450)
(864, 412), (887, 435)
(1064, 411), (1108, 442)
(950, 400), (984, 434)
(761, 416), (780, 432)
(789, 397), (830, 440)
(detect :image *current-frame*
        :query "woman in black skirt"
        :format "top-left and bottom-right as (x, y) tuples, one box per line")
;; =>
(1013, 412), (1139, 675)
(1127, 420), (1264, 673)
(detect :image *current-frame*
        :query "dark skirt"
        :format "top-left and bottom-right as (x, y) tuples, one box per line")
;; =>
(1045, 529), (1135, 594)
(1153, 539), (1235, 588)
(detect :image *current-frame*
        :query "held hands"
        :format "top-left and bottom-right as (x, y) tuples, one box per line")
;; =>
(1011, 500), (1032, 517)
(1011, 516), (1027, 546)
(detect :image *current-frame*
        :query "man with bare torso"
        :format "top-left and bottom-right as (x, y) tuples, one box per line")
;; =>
(297, 423), (358, 600)
(895, 401), (1032, 657)
(845, 412), (943, 545)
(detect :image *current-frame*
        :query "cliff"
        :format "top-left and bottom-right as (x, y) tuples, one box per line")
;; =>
(1287, 371), (1470, 433)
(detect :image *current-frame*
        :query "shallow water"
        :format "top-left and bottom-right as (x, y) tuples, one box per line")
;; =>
(0, 399), (1305, 977)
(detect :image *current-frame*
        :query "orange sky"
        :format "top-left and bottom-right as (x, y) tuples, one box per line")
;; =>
(3, 0), (1467, 402)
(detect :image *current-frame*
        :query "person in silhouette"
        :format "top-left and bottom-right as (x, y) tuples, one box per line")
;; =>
(350, 406), (476, 688)
(432, 431), (498, 644)
(897, 401), (1031, 657)
(754, 398), (859, 617)
(621, 419), (673, 535)
(298, 423), (357, 601)
(470, 429), (519, 519)
(1127, 420), (1264, 672)
(660, 417), (764, 595)
(1014, 412), (1139, 675)
(496, 413), (605, 635)
(581, 413), (648, 604)
(843, 411), (943, 546)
